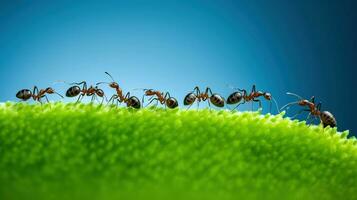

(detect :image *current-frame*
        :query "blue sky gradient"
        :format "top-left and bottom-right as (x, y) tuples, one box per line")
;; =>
(0, 0), (356, 134)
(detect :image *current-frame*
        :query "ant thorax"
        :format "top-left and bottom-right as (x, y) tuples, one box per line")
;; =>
(116, 87), (123, 96)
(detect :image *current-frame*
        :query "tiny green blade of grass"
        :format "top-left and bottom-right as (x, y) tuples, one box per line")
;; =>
(0, 102), (356, 200)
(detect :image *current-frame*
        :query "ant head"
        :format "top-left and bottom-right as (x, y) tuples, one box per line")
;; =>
(144, 89), (154, 95)
(46, 87), (64, 98)
(299, 99), (309, 106)
(263, 92), (272, 100)
(109, 82), (119, 89)
(45, 87), (54, 94)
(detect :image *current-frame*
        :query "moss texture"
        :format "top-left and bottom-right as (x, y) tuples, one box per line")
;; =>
(0, 102), (356, 200)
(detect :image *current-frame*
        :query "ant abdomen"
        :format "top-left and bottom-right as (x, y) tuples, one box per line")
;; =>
(184, 93), (196, 105)
(320, 111), (337, 128)
(16, 89), (32, 100)
(66, 86), (81, 97)
(127, 96), (141, 109)
(210, 94), (225, 107)
(226, 92), (243, 105)
(96, 89), (105, 97)
(166, 97), (178, 108)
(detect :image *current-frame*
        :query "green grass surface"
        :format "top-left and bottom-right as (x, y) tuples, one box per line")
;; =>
(0, 102), (356, 200)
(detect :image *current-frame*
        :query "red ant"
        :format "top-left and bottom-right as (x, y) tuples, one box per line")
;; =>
(16, 86), (63, 103)
(96, 72), (141, 109)
(226, 85), (279, 113)
(65, 81), (106, 103)
(184, 86), (225, 109)
(280, 92), (336, 128)
(142, 89), (178, 109)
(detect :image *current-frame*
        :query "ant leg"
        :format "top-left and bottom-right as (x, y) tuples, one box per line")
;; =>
(239, 89), (247, 97)
(306, 113), (313, 124)
(124, 92), (130, 99)
(144, 96), (155, 107)
(32, 86), (39, 101)
(231, 103), (242, 111)
(208, 100), (211, 110)
(44, 95), (50, 103)
(197, 102), (200, 110)
(253, 99), (262, 110)
(310, 96), (315, 104)
(146, 98), (159, 108)
(100, 96), (105, 105)
(232, 100), (245, 111)
(193, 86), (201, 96)
(307, 116), (318, 126)
(251, 85), (256, 93)
(163, 92), (170, 109)
(90, 95), (95, 103)
(71, 81), (87, 91)
(186, 104), (193, 110)
(141, 94), (146, 108)
(164, 92), (170, 99)
(107, 95), (118, 105)
(291, 109), (310, 119)
(33, 86), (39, 96)
(117, 99), (121, 107)
(101, 95), (107, 105)
(94, 95), (101, 104)
(316, 102), (322, 111)
(205, 87), (213, 96)
(269, 101), (272, 113)
(76, 94), (84, 103)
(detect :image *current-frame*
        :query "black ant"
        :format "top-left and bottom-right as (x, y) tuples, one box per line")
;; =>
(96, 72), (141, 109)
(280, 92), (336, 128)
(141, 89), (178, 109)
(16, 86), (63, 103)
(65, 81), (106, 103)
(226, 85), (279, 113)
(184, 86), (224, 109)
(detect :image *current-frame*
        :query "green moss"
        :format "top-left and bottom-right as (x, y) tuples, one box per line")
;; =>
(0, 102), (356, 200)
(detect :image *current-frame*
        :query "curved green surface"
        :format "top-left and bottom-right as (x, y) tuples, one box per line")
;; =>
(0, 102), (356, 200)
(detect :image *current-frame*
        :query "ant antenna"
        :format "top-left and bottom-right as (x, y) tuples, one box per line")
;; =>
(280, 101), (300, 111)
(54, 92), (64, 98)
(286, 92), (304, 100)
(53, 80), (86, 86)
(271, 97), (280, 113)
(53, 80), (69, 85)
(96, 82), (110, 85)
(105, 72), (115, 82)
(132, 88), (150, 91)
(226, 84), (240, 90)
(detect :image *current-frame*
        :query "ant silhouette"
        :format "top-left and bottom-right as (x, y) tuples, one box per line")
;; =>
(65, 81), (107, 103)
(226, 85), (279, 113)
(141, 89), (178, 109)
(280, 92), (336, 128)
(96, 72), (141, 109)
(16, 86), (63, 103)
(184, 86), (225, 109)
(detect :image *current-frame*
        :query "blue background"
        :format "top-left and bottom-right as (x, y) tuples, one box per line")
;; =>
(0, 0), (356, 135)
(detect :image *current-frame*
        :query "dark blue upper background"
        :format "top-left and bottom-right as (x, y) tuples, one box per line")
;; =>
(0, 0), (356, 135)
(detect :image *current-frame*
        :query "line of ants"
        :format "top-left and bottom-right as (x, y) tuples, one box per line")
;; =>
(16, 72), (336, 128)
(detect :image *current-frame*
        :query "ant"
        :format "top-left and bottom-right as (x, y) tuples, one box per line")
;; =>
(184, 86), (224, 109)
(226, 85), (279, 113)
(96, 72), (141, 109)
(141, 89), (178, 109)
(65, 81), (106, 103)
(280, 92), (336, 128)
(16, 86), (63, 103)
